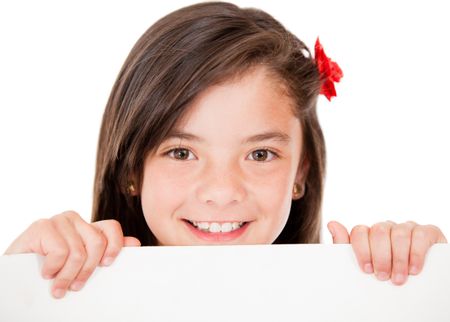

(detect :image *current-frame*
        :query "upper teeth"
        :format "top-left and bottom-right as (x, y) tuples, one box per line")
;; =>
(190, 221), (244, 233)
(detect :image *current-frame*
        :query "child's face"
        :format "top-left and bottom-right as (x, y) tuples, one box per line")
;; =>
(140, 66), (306, 246)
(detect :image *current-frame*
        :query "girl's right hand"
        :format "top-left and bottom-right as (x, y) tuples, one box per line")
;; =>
(3, 210), (141, 299)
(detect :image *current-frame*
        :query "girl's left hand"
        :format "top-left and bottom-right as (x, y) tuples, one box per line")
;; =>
(327, 220), (448, 285)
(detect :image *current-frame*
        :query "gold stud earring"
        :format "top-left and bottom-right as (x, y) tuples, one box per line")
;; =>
(292, 183), (304, 200)
(126, 182), (136, 195)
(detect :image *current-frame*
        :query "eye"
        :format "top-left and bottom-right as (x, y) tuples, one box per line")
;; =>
(165, 147), (196, 161)
(248, 149), (278, 162)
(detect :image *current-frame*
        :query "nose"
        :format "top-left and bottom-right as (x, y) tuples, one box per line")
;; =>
(196, 161), (246, 208)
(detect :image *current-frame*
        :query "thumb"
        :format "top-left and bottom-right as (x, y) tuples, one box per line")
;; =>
(327, 221), (350, 244)
(123, 236), (141, 247)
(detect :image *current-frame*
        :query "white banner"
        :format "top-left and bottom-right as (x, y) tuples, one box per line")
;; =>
(1, 244), (449, 322)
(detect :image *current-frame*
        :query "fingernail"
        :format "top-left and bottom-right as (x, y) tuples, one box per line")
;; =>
(364, 263), (374, 274)
(376, 272), (389, 281)
(43, 274), (54, 280)
(70, 281), (85, 291)
(53, 288), (66, 299)
(102, 257), (114, 266)
(409, 266), (419, 275)
(393, 273), (405, 284)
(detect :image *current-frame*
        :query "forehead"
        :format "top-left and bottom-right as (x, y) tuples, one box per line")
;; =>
(171, 66), (300, 140)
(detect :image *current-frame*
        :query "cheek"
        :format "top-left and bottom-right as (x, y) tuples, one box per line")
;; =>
(244, 168), (293, 243)
(254, 166), (292, 209)
(140, 162), (190, 224)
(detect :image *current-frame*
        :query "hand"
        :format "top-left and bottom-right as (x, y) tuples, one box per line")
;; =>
(327, 220), (448, 285)
(4, 210), (141, 298)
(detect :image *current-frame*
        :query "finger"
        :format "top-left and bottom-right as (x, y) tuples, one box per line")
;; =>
(390, 222), (416, 285)
(68, 221), (108, 292)
(432, 224), (448, 244)
(369, 221), (395, 281)
(349, 225), (373, 274)
(327, 221), (350, 244)
(34, 220), (70, 280)
(50, 215), (87, 299)
(92, 220), (124, 266)
(124, 236), (141, 247)
(409, 224), (446, 275)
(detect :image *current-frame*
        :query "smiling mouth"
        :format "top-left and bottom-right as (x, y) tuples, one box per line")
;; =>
(183, 219), (249, 233)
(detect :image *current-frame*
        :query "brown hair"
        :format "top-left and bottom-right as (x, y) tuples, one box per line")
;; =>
(92, 1), (326, 245)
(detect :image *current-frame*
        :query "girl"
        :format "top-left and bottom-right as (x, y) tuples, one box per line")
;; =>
(4, 1), (447, 299)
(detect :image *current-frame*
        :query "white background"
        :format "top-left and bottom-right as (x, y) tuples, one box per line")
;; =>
(0, 0), (449, 252)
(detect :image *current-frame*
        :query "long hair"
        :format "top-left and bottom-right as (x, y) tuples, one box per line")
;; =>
(92, 1), (325, 245)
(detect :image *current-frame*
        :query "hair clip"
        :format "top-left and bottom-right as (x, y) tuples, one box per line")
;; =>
(314, 37), (343, 101)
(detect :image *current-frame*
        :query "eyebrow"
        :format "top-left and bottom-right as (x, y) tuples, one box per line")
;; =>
(164, 130), (291, 145)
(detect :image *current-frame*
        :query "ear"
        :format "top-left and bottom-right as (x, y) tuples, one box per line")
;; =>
(293, 155), (310, 199)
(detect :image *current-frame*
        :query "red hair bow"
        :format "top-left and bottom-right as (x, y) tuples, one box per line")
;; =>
(314, 37), (343, 101)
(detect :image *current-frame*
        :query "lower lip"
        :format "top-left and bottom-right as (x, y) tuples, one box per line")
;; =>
(183, 220), (250, 242)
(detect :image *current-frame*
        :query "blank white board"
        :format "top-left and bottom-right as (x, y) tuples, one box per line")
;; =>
(1, 244), (449, 322)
